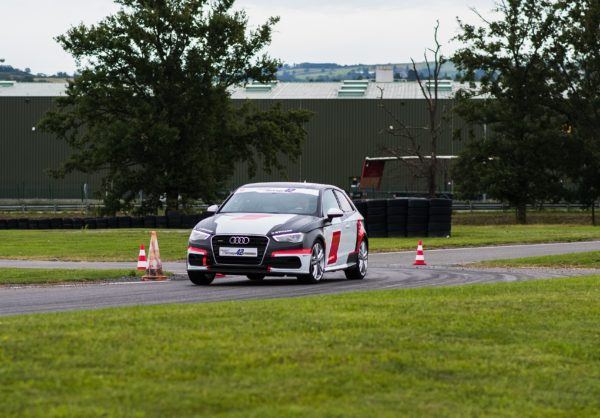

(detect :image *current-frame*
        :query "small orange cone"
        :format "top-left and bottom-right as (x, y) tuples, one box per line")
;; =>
(137, 244), (148, 271)
(413, 240), (427, 266)
(142, 231), (168, 281)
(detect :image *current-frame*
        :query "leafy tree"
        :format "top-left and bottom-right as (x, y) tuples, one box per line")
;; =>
(40, 0), (311, 214)
(452, 0), (568, 224)
(549, 0), (600, 224)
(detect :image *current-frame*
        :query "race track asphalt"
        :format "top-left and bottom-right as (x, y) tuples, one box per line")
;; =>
(0, 241), (599, 316)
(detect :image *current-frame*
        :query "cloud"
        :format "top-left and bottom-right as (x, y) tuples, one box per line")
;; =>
(238, 0), (497, 65)
(0, 0), (496, 73)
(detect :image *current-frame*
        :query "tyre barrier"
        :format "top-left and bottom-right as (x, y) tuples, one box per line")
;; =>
(365, 199), (387, 237)
(406, 199), (429, 237)
(0, 201), (450, 236)
(356, 198), (452, 238)
(386, 199), (408, 237)
(428, 198), (452, 237)
(0, 213), (210, 230)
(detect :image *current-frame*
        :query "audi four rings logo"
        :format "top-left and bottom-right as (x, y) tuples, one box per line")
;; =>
(229, 236), (250, 245)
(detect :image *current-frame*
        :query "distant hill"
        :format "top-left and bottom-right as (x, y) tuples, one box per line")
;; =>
(277, 62), (460, 82)
(1, 61), (460, 84)
(0, 65), (36, 82)
(0, 63), (72, 83)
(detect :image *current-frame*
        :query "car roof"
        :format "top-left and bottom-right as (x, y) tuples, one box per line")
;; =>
(241, 182), (342, 191)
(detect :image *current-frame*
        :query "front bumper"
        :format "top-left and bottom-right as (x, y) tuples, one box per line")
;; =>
(187, 238), (312, 276)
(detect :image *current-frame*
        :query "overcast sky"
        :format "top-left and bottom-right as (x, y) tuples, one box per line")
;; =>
(1, 0), (496, 74)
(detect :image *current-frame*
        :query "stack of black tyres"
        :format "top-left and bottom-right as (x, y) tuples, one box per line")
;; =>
(117, 216), (132, 228)
(386, 199), (408, 237)
(365, 199), (387, 238)
(50, 218), (63, 229)
(38, 219), (51, 229)
(156, 216), (168, 228)
(167, 212), (182, 228)
(407, 199), (429, 237)
(353, 201), (368, 222)
(96, 218), (108, 229)
(428, 199), (452, 237)
(107, 217), (118, 228)
(144, 215), (157, 228)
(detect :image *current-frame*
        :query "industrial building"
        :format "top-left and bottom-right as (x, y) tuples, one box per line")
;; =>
(0, 78), (481, 200)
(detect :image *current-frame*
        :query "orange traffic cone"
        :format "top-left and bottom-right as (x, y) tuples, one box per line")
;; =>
(142, 231), (168, 281)
(413, 240), (427, 266)
(137, 244), (148, 271)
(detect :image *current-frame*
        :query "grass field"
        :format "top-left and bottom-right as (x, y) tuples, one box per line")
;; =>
(1, 277), (598, 417)
(0, 268), (143, 285)
(476, 251), (600, 269)
(0, 225), (599, 261)
(453, 211), (596, 225)
(369, 224), (600, 253)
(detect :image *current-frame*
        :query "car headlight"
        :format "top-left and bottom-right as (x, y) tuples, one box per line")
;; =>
(190, 229), (211, 241)
(272, 232), (304, 243)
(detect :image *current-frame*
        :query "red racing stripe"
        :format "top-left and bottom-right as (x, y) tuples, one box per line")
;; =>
(188, 246), (207, 255)
(328, 231), (341, 265)
(271, 249), (312, 256)
(355, 220), (366, 253)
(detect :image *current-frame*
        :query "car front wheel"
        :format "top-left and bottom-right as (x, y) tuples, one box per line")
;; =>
(298, 241), (326, 284)
(345, 240), (368, 280)
(188, 271), (216, 286)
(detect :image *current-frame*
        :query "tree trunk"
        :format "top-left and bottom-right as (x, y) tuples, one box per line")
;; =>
(592, 202), (596, 226)
(428, 158), (437, 198)
(516, 203), (527, 224)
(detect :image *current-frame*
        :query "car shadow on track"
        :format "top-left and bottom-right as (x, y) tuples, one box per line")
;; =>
(206, 278), (348, 287)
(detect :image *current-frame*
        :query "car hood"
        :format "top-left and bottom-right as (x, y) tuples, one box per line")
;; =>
(196, 213), (321, 235)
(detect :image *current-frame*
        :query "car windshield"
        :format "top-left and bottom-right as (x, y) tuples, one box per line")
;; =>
(219, 187), (319, 215)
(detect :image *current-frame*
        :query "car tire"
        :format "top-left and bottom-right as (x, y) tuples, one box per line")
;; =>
(345, 240), (368, 280)
(188, 271), (216, 286)
(298, 241), (326, 284)
(247, 274), (265, 281)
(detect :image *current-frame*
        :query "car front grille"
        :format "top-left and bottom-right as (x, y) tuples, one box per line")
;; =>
(212, 235), (269, 265)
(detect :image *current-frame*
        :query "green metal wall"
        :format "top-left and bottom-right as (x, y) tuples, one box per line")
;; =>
(0, 97), (480, 199)
(0, 97), (102, 199)
(230, 99), (481, 193)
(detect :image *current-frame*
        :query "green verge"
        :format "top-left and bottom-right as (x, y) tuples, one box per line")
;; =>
(475, 251), (600, 269)
(369, 224), (600, 253)
(0, 268), (144, 285)
(0, 225), (599, 261)
(1, 277), (599, 417)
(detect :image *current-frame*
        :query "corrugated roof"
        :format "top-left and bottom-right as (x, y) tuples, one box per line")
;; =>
(230, 81), (462, 99)
(0, 81), (470, 99)
(0, 82), (68, 97)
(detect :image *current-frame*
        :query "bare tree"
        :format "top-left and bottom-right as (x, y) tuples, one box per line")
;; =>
(378, 21), (449, 197)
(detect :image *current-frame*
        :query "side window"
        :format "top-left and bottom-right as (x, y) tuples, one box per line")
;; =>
(322, 189), (340, 216)
(334, 190), (354, 213)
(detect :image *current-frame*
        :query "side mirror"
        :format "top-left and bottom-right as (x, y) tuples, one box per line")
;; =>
(326, 208), (344, 219)
(207, 204), (219, 214)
